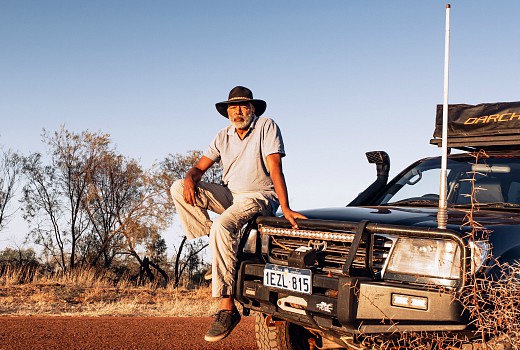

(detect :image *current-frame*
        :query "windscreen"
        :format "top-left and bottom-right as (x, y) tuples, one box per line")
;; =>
(376, 155), (520, 207)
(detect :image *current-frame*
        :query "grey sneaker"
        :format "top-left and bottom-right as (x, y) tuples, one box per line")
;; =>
(204, 308), (241, 342)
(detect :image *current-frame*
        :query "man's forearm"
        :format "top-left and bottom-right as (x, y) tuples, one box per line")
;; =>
(272, 172), (291, 213)
(185, 166), (204, 184)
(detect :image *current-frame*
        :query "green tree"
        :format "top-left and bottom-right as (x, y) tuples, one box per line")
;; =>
(81, 154), (144, 269)
(0, 247), (37, 267)
(81, 148), (173, 284)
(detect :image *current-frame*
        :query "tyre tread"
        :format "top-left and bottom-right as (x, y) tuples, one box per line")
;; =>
(254, 312), (291, 350)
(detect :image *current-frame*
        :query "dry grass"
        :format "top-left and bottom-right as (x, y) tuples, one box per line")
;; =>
(0, 266), (218, 317)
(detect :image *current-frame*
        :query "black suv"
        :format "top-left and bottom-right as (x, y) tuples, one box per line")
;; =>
(234, 102), (520, 349)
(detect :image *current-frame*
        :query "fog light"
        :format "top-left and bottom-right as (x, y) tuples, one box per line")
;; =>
(261, 233), (270, 255)
(243, 229), (257, 253)
(391, 293), (428, 310)
(469, 240), (490, 274)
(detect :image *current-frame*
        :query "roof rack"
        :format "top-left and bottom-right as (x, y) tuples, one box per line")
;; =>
(432, 101), (520, 149)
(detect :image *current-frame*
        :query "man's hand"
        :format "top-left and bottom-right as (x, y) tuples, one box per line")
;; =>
(282, 208), (308, 229)
(183, 178), (198, 206)
(182, 156), (215, 206)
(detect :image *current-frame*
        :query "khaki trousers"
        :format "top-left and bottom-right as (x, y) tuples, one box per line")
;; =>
(170, 180), (275, 297)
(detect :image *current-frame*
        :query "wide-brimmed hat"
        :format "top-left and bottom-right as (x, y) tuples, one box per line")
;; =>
(215, 86), (267, 118)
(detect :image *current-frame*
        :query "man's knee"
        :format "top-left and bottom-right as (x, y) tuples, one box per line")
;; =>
(170, 179), (184, 201)
(212, 203), (258, 237)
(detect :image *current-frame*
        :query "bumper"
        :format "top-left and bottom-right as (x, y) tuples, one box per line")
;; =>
(236, 262), (468, 335)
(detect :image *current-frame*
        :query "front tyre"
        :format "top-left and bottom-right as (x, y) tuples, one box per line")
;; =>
(254, 312), (313, 350)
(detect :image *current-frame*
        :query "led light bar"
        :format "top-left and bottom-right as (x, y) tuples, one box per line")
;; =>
(259, 225), (355, 243)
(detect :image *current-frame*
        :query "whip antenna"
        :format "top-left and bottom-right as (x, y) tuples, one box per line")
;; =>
(437, 4), (451, 229)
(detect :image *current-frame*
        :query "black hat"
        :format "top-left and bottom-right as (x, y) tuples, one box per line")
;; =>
(215, 86), (267, 118)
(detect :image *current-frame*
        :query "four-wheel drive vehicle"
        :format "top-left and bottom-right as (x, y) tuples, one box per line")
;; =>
(234, 101), (520, 349)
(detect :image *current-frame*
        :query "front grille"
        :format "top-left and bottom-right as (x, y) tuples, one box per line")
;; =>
(260, 225), (394, 276)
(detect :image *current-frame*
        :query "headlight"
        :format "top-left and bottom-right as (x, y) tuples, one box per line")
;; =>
(384, 237), (462, 283)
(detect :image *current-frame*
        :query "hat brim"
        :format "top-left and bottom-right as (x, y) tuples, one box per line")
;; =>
(215, 99), (266, 118)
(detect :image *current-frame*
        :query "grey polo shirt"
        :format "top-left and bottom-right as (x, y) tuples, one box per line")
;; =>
(204, 116), (285, 194)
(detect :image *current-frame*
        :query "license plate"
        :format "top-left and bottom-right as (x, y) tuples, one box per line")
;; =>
(263, 263), (312, 294)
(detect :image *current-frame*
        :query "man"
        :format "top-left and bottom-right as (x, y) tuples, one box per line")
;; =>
(170, 86), (306, 342)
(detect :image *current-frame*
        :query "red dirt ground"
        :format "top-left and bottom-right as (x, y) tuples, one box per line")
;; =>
(0, 316), (257, 350)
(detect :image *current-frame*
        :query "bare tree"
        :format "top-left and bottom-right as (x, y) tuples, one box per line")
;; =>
(22, 127), (175, 281)
(0, 148), (24, 231)
(172, 236), (208, 287)
(22, 127), (109, 271)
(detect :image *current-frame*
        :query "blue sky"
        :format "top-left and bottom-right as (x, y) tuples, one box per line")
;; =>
(1, 1), (520, 249)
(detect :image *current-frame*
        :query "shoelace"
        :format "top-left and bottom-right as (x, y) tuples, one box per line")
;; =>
(214, 310), (234, 323)
(215, 310), (231, 323)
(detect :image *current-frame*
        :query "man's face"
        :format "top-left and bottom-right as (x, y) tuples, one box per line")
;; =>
(228, 102), (254, 130)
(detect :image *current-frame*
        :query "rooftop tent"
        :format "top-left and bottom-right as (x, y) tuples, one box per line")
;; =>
(431, 101), (520, 148)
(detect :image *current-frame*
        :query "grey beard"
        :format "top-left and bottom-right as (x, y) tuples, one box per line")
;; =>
(230, 113), (253, 130)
